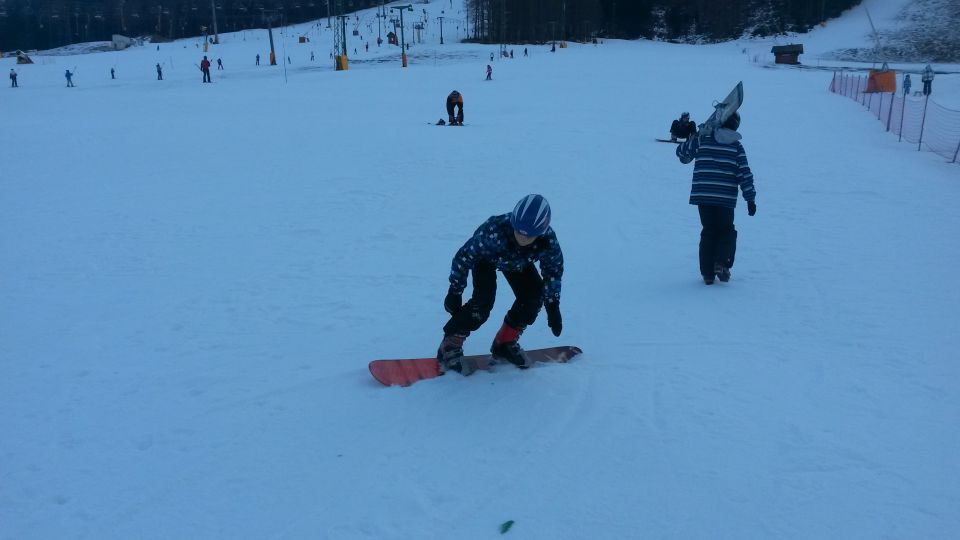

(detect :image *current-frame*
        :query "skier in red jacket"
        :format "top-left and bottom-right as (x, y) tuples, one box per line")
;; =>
(200, 56), (212, 83)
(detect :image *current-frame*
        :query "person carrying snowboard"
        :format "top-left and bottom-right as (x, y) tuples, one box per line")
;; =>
(670, 112), (697, 141)
(676, 111), (756, 285)
(438, 194), (564, 375)
(446, 90), (464, 126)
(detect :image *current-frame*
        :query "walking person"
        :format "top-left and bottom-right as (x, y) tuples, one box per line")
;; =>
(903, 73), (912, 96)
(200, 56), (212, 83)
(156, 63), (163, 80)
(217, 58), (224, 70)
(921, 64), (934, 96)
(9, 68), (17, 88)
(486, 64), (492, 81)
(676, 112), (757, 285)
(437, 194), (564, 375)
(65, 69), (74, 87)
(110, 67), (115, 79)
(256, 53), (260, 66)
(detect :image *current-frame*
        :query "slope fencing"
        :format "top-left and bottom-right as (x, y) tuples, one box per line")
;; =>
(829, 72), (960, 164)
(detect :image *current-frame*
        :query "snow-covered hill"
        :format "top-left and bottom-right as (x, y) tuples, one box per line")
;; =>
(2, 1), (958, 539)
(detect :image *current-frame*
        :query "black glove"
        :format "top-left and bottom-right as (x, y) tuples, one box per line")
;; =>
(545, 302), (562, 337)
(444, 291), (462, 315)
(747, 201), (757, 217)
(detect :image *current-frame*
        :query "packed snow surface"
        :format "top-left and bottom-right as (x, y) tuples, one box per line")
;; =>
(2, 1), (959, 539)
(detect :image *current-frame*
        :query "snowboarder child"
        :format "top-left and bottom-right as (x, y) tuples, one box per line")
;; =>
(446, 90), (464, 126)
(438, 194), (564, 376)
(670, 112), (697, 141)
(676, 112), (757, 285)
(9, 69), (17, 87)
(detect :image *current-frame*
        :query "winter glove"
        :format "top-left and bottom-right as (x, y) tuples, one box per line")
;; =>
(747, 201), (757, 217)
(545, 302), (562, 337)
(444, 291), (462, 315)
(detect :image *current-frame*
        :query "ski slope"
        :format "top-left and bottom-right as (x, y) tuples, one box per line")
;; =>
(2, 2), (959, 539)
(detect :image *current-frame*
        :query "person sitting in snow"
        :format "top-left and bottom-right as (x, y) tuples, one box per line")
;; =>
(670, 112), (697, 141)
(676, 112), (757, 285)
(446, 90), (464, 126)
(438, 194), (564, 375)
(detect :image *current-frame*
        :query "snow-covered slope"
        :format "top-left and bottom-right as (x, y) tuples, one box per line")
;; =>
(2, 2), (959, 539)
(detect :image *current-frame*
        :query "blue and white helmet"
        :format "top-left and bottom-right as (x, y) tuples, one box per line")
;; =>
(510, 194), (552, 237)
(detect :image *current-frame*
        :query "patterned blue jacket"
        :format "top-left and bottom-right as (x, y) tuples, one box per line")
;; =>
(676, 129), (756, 209)
(449, 214), (564, 304)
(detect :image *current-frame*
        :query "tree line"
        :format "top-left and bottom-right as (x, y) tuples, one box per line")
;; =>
(465, 0), (863, 43)
(1, 0), (863, 53)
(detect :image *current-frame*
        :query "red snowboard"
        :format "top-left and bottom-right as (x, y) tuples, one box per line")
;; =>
(369, 346), (583, 387)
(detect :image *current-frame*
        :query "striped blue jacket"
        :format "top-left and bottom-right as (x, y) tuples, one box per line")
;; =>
(676, 129), (756, 209)
(449, 214), (564, 304)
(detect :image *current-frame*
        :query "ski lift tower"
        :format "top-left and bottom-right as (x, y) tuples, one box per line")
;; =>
(332, 0), (348, 70)
(390, 4), (413, 67)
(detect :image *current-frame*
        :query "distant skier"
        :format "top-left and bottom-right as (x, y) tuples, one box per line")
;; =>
(156, 63), (163, 80)
(110, 67), (115, 79)
(217, 58), (224, 70)
(365, 42), (369, 52)
(438, 194), (564, 375)
(486, 64), (492, 81)
(256, 53), (260, 65)
(490, 52), (494, 61)
(524, 47), (528, 57)
(311, 51), (315, 61)
(676, 112), (757, 285)
(65, 69), (74, 87)
(9, 68), (17, 88)
(200, 56), (212, 83)
(903, 73), (912, 96)
(446, 90), (464, 125)
(670, 112), (697, 141)
(921, 64), (934, 96)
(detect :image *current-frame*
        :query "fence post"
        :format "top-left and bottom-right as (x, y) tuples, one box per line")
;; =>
(899, 95), (907, 142)
(886, 93), (895, 132)
(953, 137), (960, 163)
(917, 95), (930, 151)
(868, 91), (874, 113)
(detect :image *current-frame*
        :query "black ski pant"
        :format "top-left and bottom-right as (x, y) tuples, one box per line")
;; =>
(698, 205), (737, 277)
(202, 69), (211, 83)
(443, 262), (543, 337)
(923, 80), (932, 96)
(446, 102), (463, 124)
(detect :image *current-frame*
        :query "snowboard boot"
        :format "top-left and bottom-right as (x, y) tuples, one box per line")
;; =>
(437, 333), (477, 375)
(714, 262), (731, 283)
(703, 273), (715, 285)
(490, 320), (532, 369)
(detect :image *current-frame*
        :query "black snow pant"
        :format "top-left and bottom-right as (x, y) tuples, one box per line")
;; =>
(446, 102), (463, 124)
(698, 205), (737, 278)
(202, 69), (211, 83)
(923, 80), (932, 96)
(443, 261), (543, 336)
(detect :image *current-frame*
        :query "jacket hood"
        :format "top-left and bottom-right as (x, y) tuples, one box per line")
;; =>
(714, 128), (742, 144)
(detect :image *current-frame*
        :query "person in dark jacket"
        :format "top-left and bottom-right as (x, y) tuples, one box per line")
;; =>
(65, 69), (74, 87)
(9, 68), (17, 87)
(200, 56), (212, 83)
(676, 112), (757, 285)
(438, 194), (564, 375)
(156, 63), (163, 80)
(446, 90), (464, 125)
(903, 73), (912, 96)
(670, 112), (697, 141)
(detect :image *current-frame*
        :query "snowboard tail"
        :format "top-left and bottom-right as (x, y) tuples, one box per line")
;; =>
(699, 81), (743, 135)
(369, 346), (583, 387)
